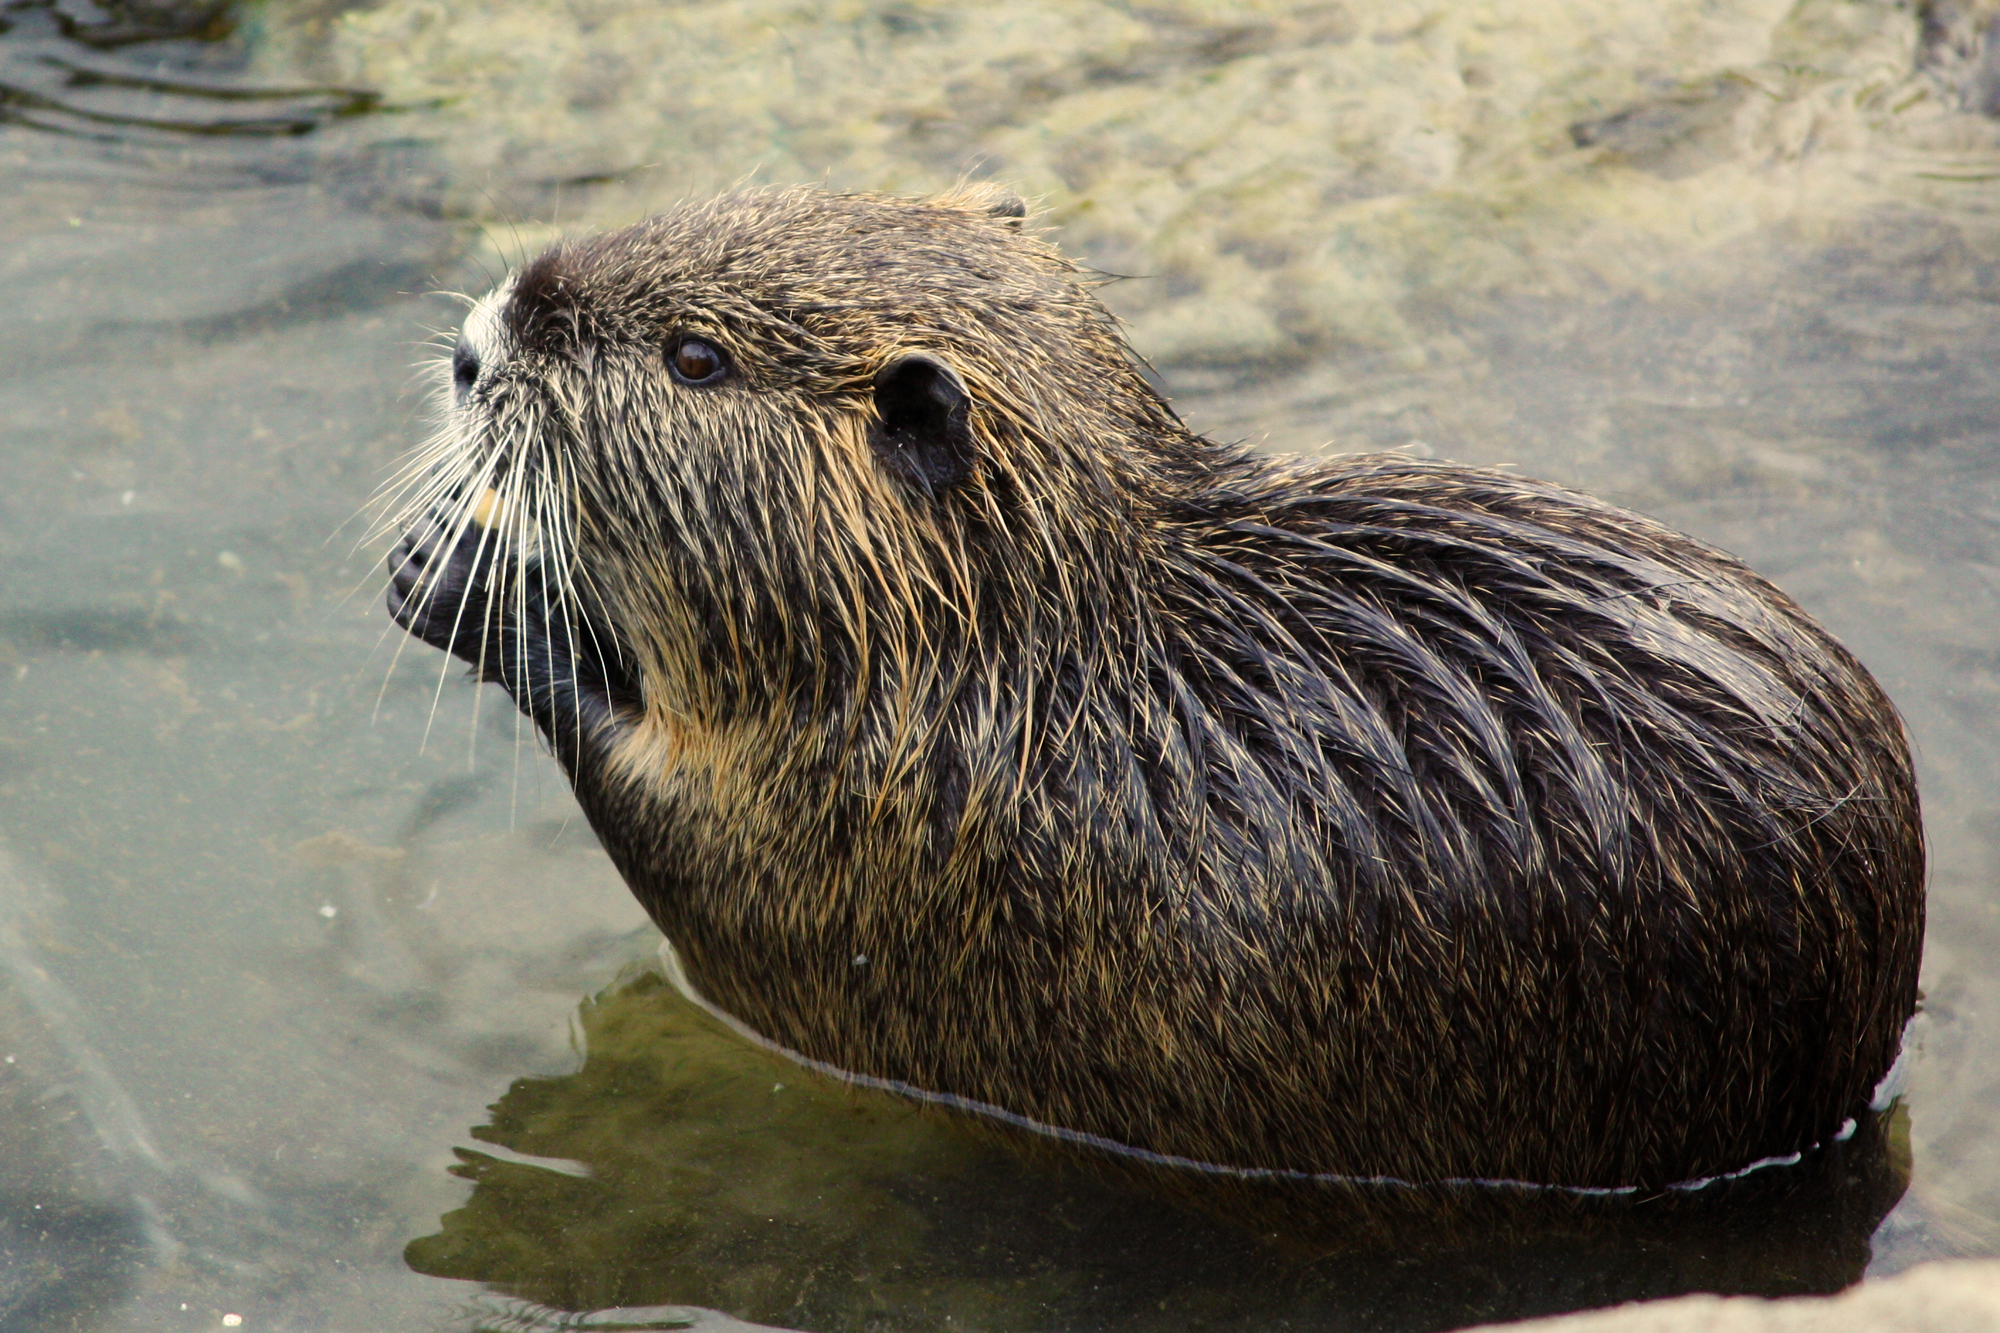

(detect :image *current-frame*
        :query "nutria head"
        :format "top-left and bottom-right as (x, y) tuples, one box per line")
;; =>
(393, 185), (1205, 759)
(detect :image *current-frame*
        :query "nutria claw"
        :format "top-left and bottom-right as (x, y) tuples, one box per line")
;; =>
(385, 518), (508, 666)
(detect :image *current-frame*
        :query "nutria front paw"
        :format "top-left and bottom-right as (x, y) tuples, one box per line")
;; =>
(385, 519), (509, 668)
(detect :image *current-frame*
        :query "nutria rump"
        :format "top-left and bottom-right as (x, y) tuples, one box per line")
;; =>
(384, 185), (1924, 1191)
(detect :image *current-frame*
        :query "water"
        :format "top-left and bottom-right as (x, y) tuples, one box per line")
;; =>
(2, 0), (1998, 1329)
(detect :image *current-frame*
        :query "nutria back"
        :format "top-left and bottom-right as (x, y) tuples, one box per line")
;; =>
(386, 185), (1924, 1191)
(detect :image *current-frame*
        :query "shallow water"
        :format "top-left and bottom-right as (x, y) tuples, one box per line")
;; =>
(3, 0), (2000, 1329)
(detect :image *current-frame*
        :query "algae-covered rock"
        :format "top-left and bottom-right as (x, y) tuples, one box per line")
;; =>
(283, 0), (2000, 368)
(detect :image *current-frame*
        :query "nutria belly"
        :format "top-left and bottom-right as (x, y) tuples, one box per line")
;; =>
(382, 186), (1923, 1192)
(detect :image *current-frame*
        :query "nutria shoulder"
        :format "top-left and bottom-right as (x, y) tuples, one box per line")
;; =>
(385, 185), (1923, 1190)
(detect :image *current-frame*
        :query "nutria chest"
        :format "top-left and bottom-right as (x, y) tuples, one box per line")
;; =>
(385, 185), (1923, 1192)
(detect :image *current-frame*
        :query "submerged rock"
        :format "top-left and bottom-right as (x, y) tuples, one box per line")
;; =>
(1471, 1258), (2000, 1332)
(291, 0), (2000, 370)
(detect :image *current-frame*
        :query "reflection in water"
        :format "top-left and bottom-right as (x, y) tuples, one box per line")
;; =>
(0, 0), (384, 141)
(408, 972), (1909, 1333)
(10, 0), (235, 50)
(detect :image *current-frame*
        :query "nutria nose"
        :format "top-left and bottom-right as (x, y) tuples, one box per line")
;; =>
(452, 338), (480, 401)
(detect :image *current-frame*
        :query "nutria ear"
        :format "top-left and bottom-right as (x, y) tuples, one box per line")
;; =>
(870, 354), (975, 496)
(986, 191), (1027, 225)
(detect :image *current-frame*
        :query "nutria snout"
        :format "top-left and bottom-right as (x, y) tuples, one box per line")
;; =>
(384, 184), (1924, 1191)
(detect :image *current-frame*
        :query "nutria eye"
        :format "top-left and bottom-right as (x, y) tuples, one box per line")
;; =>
(670, 337), (727, 385)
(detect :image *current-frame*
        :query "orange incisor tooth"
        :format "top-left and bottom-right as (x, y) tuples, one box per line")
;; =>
(470, 488), (504, 530)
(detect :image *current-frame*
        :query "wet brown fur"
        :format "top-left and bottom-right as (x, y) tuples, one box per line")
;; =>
(389, 185), (1925, 1191)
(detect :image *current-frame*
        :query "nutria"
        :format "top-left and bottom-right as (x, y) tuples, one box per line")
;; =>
(383, 184), (1924, 1191)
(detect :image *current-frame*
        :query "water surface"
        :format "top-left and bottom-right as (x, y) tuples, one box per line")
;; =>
(3, 1), (1999, 1329)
